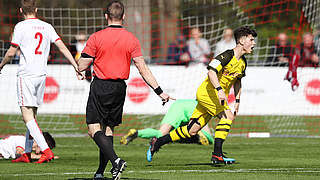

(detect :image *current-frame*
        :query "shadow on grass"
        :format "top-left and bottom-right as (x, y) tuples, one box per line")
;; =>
(186, 162), (239, 167)
(145, 162), (215, 167)
(68, 177), (159, 180)
(185, 162), (215, 166)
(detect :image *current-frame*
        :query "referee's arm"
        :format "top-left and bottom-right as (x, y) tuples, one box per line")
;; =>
(77, 55), (93, 72)
(133, 56), (159, 89)
(133, 56), (175, 103)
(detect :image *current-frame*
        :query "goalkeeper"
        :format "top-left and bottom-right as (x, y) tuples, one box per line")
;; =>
(120, 99), (213, 145)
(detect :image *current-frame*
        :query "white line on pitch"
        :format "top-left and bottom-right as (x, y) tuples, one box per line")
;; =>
(1, 168), (320, 177)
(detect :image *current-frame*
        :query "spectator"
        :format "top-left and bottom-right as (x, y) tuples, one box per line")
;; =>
(74, 32), (92, 81)
(214, 28), (236, 56)
(166, 34), (190, 65)
(266, 33), (294, 66)
(75, 32), (87, 60)
(187, 27), (211, 64)
(296, 32), (319, 67)
(67, 32), (87, 63)
(285, 33), (319, 91)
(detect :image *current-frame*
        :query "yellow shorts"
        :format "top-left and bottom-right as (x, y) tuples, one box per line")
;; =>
(190, 79), (230, 126)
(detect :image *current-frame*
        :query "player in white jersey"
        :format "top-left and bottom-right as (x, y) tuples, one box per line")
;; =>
(0, 132), (56, 160)
(0, 0), (84, 163)
(0, 136), (25, 159)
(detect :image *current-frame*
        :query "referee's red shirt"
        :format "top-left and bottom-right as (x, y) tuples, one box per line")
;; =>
(82, 25), (142, 80)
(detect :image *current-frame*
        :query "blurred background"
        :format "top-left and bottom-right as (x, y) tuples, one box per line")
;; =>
(1, 0), (319, 65)
(0, 0), (320, 137)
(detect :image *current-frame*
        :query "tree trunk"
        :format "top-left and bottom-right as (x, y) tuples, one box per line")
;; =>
(158, 0), (180, 60)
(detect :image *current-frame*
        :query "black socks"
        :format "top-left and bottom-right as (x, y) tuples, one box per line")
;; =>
(213, 138), (224, 155)
(93, 131), (118, 167)
(95, 136), (113, 175)
(154, 134), (172, 151)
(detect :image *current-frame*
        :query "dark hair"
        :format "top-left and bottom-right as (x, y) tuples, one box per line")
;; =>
(234, 26), (257, 44)
(105, 0), (125, 21)
(43, 132), (56, 149)
(21, 0), (36, 15)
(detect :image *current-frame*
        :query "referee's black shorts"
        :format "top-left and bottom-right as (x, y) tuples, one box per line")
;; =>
(86, 77), (127, 127)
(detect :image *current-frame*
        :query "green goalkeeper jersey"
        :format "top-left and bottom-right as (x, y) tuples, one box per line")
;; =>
(161, 99), (198, 128)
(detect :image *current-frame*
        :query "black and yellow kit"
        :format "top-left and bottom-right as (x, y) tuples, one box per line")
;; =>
(169, 49), (247, 141)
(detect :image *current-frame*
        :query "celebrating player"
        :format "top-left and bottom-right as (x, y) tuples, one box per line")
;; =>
(120, 99), (213, 145)
(0, 0), (84, 163)
(77, 1), (173, 179)
(147, 26), (257, 164)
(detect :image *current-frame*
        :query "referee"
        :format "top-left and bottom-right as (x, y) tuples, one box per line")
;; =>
(77, 1), (173, 180)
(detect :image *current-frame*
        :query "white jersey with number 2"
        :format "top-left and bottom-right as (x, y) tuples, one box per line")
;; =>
(11, 18), (60, 77)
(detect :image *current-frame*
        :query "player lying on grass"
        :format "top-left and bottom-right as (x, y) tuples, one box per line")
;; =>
(120, 99), (213, 145)
(0, 132), (57, 161)
(147, 26), (257, 165)
(0, 0), (84, 164)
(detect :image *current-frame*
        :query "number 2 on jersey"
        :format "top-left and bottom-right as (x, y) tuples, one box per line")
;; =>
(35, 32), (43, 55)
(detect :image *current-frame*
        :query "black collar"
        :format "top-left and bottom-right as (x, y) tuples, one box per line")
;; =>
(107, 25), (123, 28)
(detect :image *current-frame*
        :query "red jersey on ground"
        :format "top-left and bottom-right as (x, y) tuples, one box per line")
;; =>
(82, 25), (142, 80)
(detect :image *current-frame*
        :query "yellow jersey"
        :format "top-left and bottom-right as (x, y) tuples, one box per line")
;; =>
(206, 49), (247, 95)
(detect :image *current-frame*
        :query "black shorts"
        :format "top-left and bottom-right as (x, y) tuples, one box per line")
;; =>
(86, 78), (127, 127)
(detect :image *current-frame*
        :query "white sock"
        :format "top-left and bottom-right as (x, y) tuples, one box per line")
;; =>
(24, 129), (33, 153)
(26, 119), (49, 151)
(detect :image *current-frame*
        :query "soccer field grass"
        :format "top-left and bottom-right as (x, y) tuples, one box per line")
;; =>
(1, 114), (320, 137)
(0, 137), (319, 180)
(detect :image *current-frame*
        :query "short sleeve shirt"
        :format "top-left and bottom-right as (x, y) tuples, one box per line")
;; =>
(207, 50), (247, 94)
(11, 18), (60, 77)
(82, 25), (142, 80)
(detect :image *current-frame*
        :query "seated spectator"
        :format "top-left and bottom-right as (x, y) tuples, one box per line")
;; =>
(68, 31), (87, 60)
(74, 32), (92, 82)
(296, 32), (319, 67)
(187, 27), (211, 64)
(266, 33), (294, 66)
(214, 28), (236, 56)
(75, 32), (87, 60)
(166, 34), (191, 65)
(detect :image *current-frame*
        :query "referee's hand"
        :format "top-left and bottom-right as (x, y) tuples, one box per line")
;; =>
(75, 70), (86, 80)
(159, 93), (175, 106)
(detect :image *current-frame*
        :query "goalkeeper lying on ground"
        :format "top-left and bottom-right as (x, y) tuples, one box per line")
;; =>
(120, 99), (213, 145)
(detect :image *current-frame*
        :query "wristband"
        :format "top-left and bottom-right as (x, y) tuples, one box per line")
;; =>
(216, 86), (222, 91)
(236, 99), (240, 103)
(154, 86), (163, 95)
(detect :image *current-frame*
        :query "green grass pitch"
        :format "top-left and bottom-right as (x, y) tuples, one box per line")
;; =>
(1, 114), (320, 136)
(0, 137), (319, 180)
